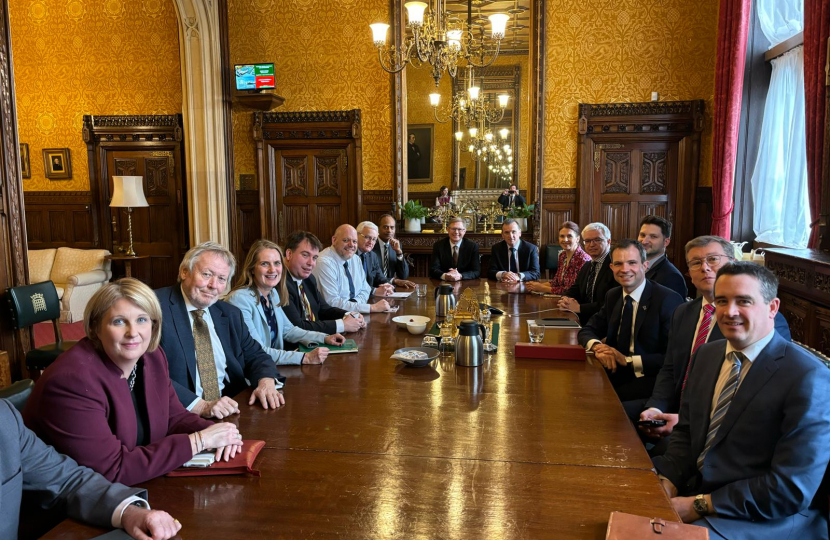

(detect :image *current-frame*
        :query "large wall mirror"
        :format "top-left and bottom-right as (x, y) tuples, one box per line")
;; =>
(390, 0), (545, 239)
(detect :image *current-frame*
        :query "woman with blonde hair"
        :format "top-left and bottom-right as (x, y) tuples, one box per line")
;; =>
(226, 239), (345, 365)
(23, 278), (243, 486)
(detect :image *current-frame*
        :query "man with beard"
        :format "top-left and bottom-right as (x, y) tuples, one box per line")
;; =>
(638, 215), (688, 298)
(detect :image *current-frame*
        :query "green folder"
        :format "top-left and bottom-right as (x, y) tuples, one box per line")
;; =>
(298, 339), (358, 354)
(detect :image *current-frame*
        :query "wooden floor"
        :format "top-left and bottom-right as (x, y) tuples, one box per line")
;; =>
(42, 278), (677, 539)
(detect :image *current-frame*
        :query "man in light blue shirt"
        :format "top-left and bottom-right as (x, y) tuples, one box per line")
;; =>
(313, 224), (391, 314)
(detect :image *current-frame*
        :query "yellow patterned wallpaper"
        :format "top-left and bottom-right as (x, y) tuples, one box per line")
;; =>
(543, 0), (718, 188)
(10, 0), (183, 191)
(229, 0), (393, 191)
(406, 64), (453, 193)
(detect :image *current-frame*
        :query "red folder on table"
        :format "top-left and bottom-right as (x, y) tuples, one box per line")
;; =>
(167, 440), (265, 477)
(514, 343), (586, 361)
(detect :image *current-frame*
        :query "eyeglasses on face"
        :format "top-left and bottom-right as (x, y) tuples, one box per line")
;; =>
(583, 237), (607, 245)
(449, 227), (466, 233)
(687, 254), (732, 270)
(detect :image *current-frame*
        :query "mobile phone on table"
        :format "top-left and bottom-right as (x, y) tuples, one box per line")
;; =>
(636, 419), (667, 427)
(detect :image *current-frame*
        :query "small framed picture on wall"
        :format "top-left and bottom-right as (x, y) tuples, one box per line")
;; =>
(19, 143), (30, 179)
(42, 148), (72, 180)
(406, 124), (434, 184)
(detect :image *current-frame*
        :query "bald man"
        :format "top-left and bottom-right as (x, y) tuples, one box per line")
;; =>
(312, 224), (391, 314)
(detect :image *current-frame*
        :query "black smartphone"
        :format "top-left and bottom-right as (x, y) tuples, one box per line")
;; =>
(541, 317), (571, 322)
(636, 419), (667, 427)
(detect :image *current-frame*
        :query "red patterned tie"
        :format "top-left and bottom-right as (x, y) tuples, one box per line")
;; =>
(681, 303), (715, 391)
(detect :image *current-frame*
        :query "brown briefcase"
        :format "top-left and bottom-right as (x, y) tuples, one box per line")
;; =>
(606, 512), (709, 539)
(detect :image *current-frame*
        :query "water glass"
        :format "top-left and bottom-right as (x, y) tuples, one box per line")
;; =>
(421, 335), (439, 348)
(528, 322), (545, 343)
(483, 321), (497, 352)
(417, 284), (428, 297)
(439, 336), (455, 357)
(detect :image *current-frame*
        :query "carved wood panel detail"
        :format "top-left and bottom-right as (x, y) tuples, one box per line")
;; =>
(145, 157), (169, 197)
(284, 205), (310, 234)
(641, 151), (667, 194)
(283, 156), (308, 196)
(603, 152), (630, 194)
(315, 154), (341, 196)
(602, 203), (630, 242)
(114, 158), (137, 177)
(315, 204), (341, 237)
(638, 203), (667, 221)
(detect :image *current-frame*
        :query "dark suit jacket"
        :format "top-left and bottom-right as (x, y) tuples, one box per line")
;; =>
(360, 250), (387, 288)
(430, 237), (481, 280)
(373, 240), (409, 280)
(578, 280), (685, 400)
(1, 399), (144, 539)
(563, 253), (616, 325)
(646, 298), (792, 414)
(23, 338), (211, 486)
(284, 273), (348, 335)
(653, 335), (830, 540)
(646, 256), (688, 298)
(487, 240), (540, 281)
(156, 286), (280, 407)
(497, 193), (526, 209)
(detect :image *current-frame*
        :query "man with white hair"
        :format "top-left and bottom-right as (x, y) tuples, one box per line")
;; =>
(313, 224), (392, 314)
(356, 221), (416, 289)
(558, 222), (616, 324)
(156, 242), (284, 419)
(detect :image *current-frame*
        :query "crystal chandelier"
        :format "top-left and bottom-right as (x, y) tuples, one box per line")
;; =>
(370, 1), (509, 86)
(428, 66), (509, 126)
(461, 124), (513, 166)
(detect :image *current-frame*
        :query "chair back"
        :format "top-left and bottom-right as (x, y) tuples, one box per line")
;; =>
(545, 245), (562, 278)
(0, 379), (34, 412)
(7, 281), (62, 329)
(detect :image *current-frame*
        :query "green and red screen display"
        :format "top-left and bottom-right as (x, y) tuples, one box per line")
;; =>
(234, 63), (275, 90)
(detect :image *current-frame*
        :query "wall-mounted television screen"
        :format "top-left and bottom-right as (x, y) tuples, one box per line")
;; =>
(234, 63), (275, 91)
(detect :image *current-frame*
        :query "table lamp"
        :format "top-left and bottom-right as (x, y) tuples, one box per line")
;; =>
(110, 176), (148, 257)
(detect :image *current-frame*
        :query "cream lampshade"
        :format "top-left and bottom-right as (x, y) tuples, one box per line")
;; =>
(110, 176), (148, 257)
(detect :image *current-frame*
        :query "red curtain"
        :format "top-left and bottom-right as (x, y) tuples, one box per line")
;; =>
(709, 0), (752, 239)
(805, 0), (830, 248)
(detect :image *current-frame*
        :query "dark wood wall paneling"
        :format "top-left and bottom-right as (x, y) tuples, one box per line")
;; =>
(24, 191), (95, 249)
(236, 189), (261, 253)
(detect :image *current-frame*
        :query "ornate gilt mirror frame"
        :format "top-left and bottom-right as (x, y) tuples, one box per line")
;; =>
(390, 0), (546, 245)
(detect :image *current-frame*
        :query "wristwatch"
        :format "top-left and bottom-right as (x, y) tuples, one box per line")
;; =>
(693, 494), (709, 515)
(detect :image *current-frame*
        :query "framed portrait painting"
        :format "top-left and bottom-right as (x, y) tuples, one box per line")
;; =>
(406, 124), (433, 184)
(42, 148), (72, 180)
(19, 143), (30, 179)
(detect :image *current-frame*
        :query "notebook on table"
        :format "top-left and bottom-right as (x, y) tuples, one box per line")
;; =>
(298, 339), (358, 354)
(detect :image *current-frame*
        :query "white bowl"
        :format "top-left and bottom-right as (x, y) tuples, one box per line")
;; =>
(393, 315), (430, 329)
(407, 321), (428, 334)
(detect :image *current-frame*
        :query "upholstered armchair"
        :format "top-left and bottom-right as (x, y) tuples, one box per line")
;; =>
(28, 248), (112, 323)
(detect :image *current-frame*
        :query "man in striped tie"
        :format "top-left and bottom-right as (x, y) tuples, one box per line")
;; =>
(652, 262), (830, 539)
(635, 237), (791, 452)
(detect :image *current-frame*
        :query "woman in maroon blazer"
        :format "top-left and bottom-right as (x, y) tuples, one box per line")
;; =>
(23, 278), (244, 486)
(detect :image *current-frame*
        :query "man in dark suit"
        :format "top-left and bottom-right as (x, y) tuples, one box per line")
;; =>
(283, 230), (365, 338)
(1, 399), (181, 540)
(637, 236), (791, 449)
(638, 215), (688, 298)
(358, 221), (416, 289)
(578, 239), (685, 401)
(430, 216), (481, 280)
(487, 218), (540, 282)
(558, 222), (616, 325)
(653, 262), (830, 539)
(156, 242), (283, 419)
(374, 214), (410, 280)
(497, 184), (526, 210)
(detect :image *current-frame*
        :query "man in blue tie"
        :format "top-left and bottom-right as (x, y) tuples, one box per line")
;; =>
(487, 218), (540, 282)
(653, 263), (830, 539)
(312, 224), (392, 314)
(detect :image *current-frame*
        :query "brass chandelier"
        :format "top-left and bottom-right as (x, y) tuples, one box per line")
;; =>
(428, 66), (509, 126)
(370, 1), (509, 86)
(461, 123), (513, 166)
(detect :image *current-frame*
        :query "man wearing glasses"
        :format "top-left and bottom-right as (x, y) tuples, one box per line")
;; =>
(636, 236), (791, 453)
(429, 217), (481, 281)
(357, 221), (416, 290)
(558, 223), (617, 324)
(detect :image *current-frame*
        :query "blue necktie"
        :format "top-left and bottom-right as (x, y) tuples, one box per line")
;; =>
(509, 247), (517, 273)
(361, 253), (369, 276)
(344, 261), (356, 302)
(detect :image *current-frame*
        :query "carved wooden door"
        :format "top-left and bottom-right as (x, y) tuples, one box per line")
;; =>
(104, 149), (187, 288)
(593, 141), (678, 260)
(274, 148), (349, 244)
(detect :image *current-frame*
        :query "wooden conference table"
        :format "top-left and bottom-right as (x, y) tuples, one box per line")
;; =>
(44, 278), (677, 539)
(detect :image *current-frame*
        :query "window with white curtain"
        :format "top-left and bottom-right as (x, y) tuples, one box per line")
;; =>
(749, 0), (807, 247)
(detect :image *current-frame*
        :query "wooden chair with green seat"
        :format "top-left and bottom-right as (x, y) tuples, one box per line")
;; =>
(7, 281), (78, 379)
(545, 245), (562, 279)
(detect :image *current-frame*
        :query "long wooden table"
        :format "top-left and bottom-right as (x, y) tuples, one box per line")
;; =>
(43, 278), (677, 539)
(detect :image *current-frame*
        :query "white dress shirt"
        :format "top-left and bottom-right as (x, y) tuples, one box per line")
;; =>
(497, 239), (526, 281)
(182, 287), (229, 410)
